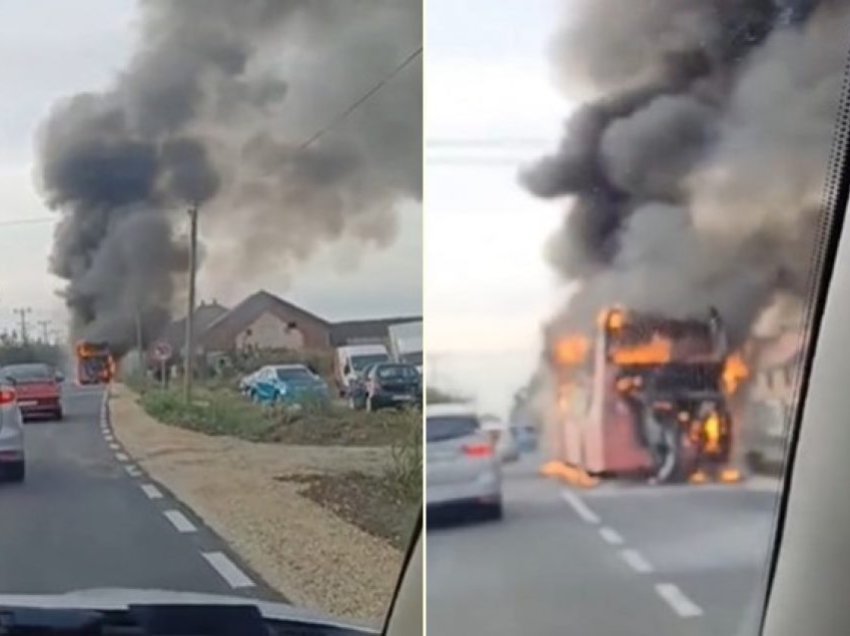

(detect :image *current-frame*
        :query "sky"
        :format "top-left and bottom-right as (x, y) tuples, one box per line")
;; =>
(425, 0), (571, 417)
(0, 0), (422, 342)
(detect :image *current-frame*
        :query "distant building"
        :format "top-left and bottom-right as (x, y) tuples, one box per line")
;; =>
(162, 289), (421, 358)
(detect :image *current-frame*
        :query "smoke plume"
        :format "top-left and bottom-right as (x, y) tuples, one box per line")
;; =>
(524, 0), (849, 347)
(36, 0), (421, 353)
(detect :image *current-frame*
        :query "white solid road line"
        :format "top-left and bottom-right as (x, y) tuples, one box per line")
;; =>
(599, 526), (625, 545)
(141, 484), (163, 499)
(620, 549), (654, 573)
(125, 465), (142, 477)
(655, 583), (703, 618)
(202, 552), (255, 588)
(561, 490), (601, 524)
(115, 452), (129, 462)
(164, 510), (197, 533)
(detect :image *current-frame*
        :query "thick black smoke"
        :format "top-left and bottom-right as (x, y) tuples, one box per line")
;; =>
(36, 0), (421, 353)
(524, 0), (849, 347)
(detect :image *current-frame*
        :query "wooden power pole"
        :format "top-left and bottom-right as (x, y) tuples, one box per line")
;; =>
(183, 204), (199, 403)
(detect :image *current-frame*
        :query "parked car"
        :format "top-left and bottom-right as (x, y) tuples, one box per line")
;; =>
(334, 344), (390, 396)
(1, 363), (63, 421)
(360, 362), (421, 411)
(247, 364), (330, 407)
(479, 414), (520, 462)
(0, 377), (24, 481)
(426, 403), (502, 520)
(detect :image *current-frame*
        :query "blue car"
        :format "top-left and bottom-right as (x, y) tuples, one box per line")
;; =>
(246, 364), (330, 407)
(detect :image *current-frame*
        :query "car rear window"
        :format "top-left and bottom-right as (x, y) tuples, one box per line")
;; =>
(427, 415), (479, 442)
(276, 368), (313, 382)
(3, 364), (52, 382)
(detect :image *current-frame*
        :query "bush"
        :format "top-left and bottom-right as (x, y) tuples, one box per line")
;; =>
(383, 409), (422, 502)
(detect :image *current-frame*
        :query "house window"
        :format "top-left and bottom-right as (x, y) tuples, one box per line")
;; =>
(286, 321), (297, 331)
(245, 328), (253, 337)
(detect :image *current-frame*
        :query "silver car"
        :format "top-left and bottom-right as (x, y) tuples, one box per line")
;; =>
(0, 378), (25, 482)
(426, 403), (502, 519)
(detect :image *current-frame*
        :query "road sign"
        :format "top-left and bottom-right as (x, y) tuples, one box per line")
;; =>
(152, 341), (172, 362)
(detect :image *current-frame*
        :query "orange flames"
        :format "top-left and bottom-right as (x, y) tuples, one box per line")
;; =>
(555, 335), (590, 366)
(611, 333), (672, 366)
(722, 352), (749, 395)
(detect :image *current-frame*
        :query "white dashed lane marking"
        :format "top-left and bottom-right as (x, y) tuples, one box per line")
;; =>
(620, 549), (654, 573)
(115, 452), (129, 462)
(164, 510), (197, 533)
(202, 552), (255, 588)
(561, 490), (600, 524)
(599, 526), (625, 545)
(125, 465), (142, 477)
(655, 583), (703, 618)
(141, 484), (163, 500)
(104, 434), (114, 442)
(108, 443), (120, 451)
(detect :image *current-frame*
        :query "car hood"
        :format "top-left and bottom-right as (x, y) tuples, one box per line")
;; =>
(0, 588), (378, 632)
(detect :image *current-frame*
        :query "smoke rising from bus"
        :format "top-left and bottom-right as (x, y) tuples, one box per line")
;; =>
(36, 0), (422, 354)
(524, 0), (847, 347)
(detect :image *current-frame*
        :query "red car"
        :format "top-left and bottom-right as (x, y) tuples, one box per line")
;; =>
(1, 363), (64, 421)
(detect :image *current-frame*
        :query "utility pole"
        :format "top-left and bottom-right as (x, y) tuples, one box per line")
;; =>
(38, 320), (50, 344)
(183, 204), (199, 403)
(13, 308), (32, 344)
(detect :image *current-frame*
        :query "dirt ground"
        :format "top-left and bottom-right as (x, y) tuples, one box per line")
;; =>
(108, 383), (408, 625)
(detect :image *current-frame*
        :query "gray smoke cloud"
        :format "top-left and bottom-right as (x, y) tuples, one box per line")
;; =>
(524, 0), (849, 348)
(36, 0), (421, 354)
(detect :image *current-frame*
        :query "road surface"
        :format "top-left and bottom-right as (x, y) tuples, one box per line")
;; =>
(0, 383), (279, 600)
(427, 455), (781, 636)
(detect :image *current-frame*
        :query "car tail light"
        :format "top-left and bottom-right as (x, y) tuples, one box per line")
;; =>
(463, 443), (493, 458)
(0, 389), (16, 405)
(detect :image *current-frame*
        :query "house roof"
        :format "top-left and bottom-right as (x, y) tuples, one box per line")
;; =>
(329, 316), (421, 347)
(163, 300), (229, 350)
(199, 290), (330, 350)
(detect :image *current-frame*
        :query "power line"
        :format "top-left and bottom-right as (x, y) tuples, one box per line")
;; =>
(0, 217), (55, 227)
(300, 45), (422, 151)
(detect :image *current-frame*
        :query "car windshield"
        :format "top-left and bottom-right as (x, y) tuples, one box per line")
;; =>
(3, 364), (52, 382)
(427, 415), (479, 442)
(351, 354), (389, 371)
(424, 0), (840, 634)
(275, 367), (314, 382)
(0, 0), (422, 632)
(377, 364), (419, 380)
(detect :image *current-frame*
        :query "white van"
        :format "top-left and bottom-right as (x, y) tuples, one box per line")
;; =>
(334, 344), (390, 395)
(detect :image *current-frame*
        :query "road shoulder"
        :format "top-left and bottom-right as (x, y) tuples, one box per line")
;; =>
(108, 383), (405, 624)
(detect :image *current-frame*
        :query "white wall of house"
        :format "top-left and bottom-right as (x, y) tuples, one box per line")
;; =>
(235, 311), (305, 351)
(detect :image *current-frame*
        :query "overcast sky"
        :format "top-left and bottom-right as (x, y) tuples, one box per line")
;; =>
(426, 0), (571, 417)
(0, 0), (422, 342)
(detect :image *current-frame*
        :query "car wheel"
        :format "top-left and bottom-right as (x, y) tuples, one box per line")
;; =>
(480, 500), (503, 521)
(55, 409), (64, 421)
(5, 461), (24, 483)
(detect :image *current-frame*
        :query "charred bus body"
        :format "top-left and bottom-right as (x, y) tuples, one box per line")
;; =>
(548, 307), (738, 483)
(75, 341), (115, 385)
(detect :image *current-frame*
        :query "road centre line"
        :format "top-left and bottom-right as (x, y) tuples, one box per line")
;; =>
(164, 510), (197, 533)
(202, 552), (255, 588)
(561, 490), (601, 524)
(655, 583), (703, 618)
(620, 549), (654, 573)
(599, 526), (625, 545)
(140, 484), (163, 499)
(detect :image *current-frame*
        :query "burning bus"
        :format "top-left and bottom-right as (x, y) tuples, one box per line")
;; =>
(546, 307), (745, 484)
(75, 341), (115, 385)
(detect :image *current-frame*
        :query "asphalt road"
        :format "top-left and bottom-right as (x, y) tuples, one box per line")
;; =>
(0, 383), (279, 600)
(427, 455), (781, 636)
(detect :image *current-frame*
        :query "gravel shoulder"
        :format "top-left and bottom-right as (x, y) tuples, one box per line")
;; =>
(109, 383), (407, 624)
